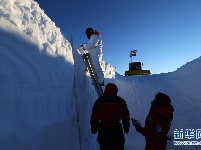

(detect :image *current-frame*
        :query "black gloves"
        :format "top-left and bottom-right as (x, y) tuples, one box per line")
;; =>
(80, 44), (85, 50)
(135, 124), (142, 133)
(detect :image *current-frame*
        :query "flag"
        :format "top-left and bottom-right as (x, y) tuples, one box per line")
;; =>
(130, 50), (137, 57)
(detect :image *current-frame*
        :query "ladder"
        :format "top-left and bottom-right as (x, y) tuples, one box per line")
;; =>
(83, 53), (103, 98)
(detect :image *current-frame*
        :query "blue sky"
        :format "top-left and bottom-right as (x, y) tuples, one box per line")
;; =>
(35, 0), (201, 75)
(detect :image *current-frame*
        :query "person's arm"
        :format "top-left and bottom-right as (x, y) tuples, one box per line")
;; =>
(90, 100), (100, 134)
(122, 101), (130, 134)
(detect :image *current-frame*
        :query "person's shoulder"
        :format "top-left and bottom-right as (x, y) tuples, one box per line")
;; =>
(95, 95), (126, 104)
(115, 96), (127, 103)
(94, 96), (106, 103)
(93, 96), (105, 108)
(91, 33), (101, 39)
(115, 95), (125, 100)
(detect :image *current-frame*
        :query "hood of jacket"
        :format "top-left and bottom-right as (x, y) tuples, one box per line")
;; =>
(103, 83), (118, 96)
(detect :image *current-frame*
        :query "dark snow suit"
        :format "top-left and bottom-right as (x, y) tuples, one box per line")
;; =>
(90, 83), (130, 150)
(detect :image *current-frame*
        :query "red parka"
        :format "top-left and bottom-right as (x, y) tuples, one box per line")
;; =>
(141, 103), (174, 150)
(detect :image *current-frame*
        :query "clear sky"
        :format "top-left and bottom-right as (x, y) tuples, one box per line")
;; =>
(35, 0), (201, 75)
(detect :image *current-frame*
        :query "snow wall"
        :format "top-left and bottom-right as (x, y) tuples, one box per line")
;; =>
(0, 0), (115, 149)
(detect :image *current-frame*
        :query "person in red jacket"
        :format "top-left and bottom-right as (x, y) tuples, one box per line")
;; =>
(90, 83), (130, 150)
(131, 92), (174, 150)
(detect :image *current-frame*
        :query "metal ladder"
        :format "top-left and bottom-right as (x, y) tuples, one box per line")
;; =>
(83, 53), (103, 97)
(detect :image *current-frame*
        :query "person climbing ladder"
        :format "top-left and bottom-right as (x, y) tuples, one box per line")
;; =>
(80, 28), (104, 86)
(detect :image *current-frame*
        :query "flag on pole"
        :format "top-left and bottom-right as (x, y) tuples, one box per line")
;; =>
(130, 50), (137, 57)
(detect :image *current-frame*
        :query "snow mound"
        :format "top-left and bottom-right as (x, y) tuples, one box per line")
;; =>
(167, 56), (201, 100)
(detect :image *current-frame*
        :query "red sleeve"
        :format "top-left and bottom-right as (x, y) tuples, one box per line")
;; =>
(141, 120), (168, 139)
(122, 103), (130, 120)
(90, 101), (100, 134)
(122, 102), (130, 133)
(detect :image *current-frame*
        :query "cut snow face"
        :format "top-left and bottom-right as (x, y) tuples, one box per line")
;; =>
(0, 0), (201, 150)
